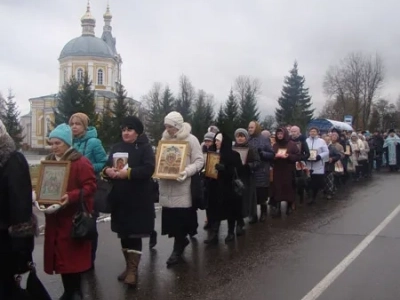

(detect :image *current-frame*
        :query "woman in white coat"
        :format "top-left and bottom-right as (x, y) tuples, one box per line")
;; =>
(159, 111), (204, 267)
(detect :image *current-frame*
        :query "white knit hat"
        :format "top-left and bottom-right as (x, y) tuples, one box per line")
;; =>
(0, 120), (8, 137)
(164, 111), (184, 129)
(215, 133), (223, 142)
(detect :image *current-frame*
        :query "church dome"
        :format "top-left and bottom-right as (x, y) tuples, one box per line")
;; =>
(59, 36), (115, 59)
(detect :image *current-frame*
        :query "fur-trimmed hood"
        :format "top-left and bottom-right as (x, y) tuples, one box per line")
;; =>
(0, 134), (16, 167)
(45, 147), (82, 161)
(162, 122), (192, 141)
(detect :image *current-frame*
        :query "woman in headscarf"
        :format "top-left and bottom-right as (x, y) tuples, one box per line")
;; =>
(247, 121), (274, 222)
(383, 129), (400, 172)
(270, 127), (301, 216)
(45, 123), (97, 299)
(102, 116), (155, 287)
(233, 128), (260, 233)
(358, 134), (370, 177)
(159, 112), (204, 266)
(0, 120), (36, 299)
(204, 132), (244, 244)
(349, 132), (364, 180)
(323, 135), (341, 199)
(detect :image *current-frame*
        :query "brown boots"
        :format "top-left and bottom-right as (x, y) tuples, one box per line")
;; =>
(117, 248), (141, 287)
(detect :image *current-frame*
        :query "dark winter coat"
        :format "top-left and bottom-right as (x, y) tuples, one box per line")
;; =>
(291, 134), (310, 161)
(44, 148), (96, 274)
(271, 128), (301, 203)
(325, 144), (342, 173)
(233, 141), (260, 218)
(372, 135), (384, 154)
(248, 134), (274, 187)
(0, 134), (36, 277)
(206, 133), (244, 221)
(104, 134), (155, 237)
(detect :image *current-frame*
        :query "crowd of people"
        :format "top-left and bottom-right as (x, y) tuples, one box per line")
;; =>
(1, 112), (400, 299)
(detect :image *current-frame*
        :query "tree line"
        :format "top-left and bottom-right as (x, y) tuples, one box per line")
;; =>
(8, 50), (398, 151)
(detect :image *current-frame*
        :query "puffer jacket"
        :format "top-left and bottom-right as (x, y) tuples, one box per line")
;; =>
(248, 134), (274, 187)
(158, 123), (204, 208)
(72, 126), (108, 173)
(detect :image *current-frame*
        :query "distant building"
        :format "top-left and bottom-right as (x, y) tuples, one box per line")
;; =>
(22, 3), (140, 149)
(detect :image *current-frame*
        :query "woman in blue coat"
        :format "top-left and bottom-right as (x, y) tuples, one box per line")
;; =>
(69, 112), (108, 269)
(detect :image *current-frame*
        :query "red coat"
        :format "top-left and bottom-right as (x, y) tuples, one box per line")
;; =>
(44, 149), (96, 275)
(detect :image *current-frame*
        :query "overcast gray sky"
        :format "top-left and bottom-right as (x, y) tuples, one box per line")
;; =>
(1, 0), (399, 117)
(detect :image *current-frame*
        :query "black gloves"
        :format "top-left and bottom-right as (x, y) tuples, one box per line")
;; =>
(215, 163), (225, 171)
(316, 155), (322, 161)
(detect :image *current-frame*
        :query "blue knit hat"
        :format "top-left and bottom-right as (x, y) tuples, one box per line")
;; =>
(49, 123), (73, 146)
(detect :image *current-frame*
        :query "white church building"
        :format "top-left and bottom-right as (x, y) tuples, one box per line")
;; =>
(21, 3), (140, 150)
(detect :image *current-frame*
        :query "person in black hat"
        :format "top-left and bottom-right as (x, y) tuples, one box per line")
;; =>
(101, 116), (155, 287)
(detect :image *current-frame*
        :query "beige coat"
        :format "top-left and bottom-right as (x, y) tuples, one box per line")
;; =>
(159, 123), (204, 208)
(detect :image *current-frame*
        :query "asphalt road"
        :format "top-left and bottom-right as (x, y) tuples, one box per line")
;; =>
(31, 172), (400, 300)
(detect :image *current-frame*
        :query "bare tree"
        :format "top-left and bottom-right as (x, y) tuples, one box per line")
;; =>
(175, 74), (195, 121)
(234, 76), (261, 102)
(318, 98), (346, 120)
(261, 115), (276, 130)
(323, 52), (384, 128)
(234, 76), (261, 127)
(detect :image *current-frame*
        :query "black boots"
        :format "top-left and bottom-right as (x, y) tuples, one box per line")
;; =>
(259, 204), (267, 222)
(149, 231), (157, 249)
(166, 237), (189, 266)
(204, 222), (220, 245)
(60, 274), (82, 300)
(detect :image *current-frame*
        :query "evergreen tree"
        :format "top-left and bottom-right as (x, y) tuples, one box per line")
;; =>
(223, 89), (240, 139)
(275, 62), (314, 130)
(215, 105), (226, 133)
(192, 90), (210, 141)
(204, 98), (215, 131)
(239, 85), (260, 128)
(2, 90), (24, 149)
(144, 83), (164, 145)
(97, 98), (114, 151)
(161, 86), (175, 115)
(109, 83), (129, 144)
(54, 73), (97, 126)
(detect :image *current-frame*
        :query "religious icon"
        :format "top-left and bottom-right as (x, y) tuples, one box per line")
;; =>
(309, 149), (318, 161)
(154, 141), (189, 179)
(36, 161), (71, 205)
(205, 152), (220, 179)
(113, 152), (129, 170)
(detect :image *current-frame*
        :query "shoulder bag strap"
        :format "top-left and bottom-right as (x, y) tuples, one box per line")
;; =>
(82, 140), (89, 156)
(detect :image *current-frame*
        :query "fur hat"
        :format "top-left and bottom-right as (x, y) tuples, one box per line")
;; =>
(121, 116), (144, 135)
(69, 112), (89, 129)
(0, 119), (8, 138)
(204, 132), (215, 142)
(49, 123), (73, 146)
(164, 111), (184, 129)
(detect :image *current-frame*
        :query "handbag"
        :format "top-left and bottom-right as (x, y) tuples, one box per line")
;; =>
(82, 140), (112, 213)
(12, 262), (52, 300)
(334, 160), (344, 175)
(191, 172), (207, 210)
(94, 175), (112, 213)
(71, 189), (97, 240)
(233, 167), (245, 197)
(295, 162), (309, 187)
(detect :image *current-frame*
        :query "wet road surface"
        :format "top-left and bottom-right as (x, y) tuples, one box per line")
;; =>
(31, 172), (400, 300)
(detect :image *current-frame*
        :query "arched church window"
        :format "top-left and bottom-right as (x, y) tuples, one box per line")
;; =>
(97, 69), (104, 85)
(77, 68), (83, 82)
(63, 69), (67, 83)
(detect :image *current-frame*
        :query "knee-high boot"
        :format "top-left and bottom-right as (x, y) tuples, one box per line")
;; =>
(117, 248), (128, 281)
(124, 250), (141, 287)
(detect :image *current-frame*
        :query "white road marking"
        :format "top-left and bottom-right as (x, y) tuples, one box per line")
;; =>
(301, 203), (400, 300)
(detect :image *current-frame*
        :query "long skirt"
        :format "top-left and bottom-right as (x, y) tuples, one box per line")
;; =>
(324, 172), (335, 195)
(161, 207), (198, 238)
